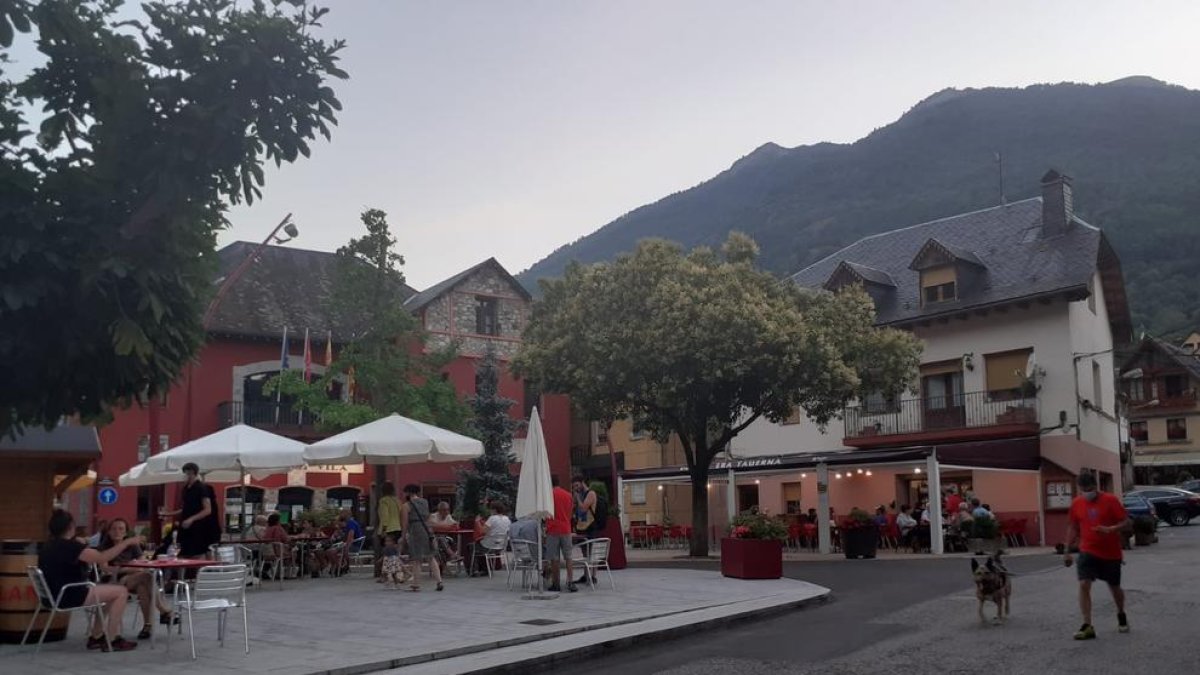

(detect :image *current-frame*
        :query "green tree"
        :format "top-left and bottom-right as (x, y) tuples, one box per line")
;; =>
(267, 209), (470, 435)
(456, 345), (520, 519)
(514, 233), (921, 556)
(0, 0), (346, 434)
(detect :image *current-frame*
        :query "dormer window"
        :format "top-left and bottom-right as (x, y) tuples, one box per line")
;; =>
(921, 266), (957, 305)
(909, 238), (984, 308)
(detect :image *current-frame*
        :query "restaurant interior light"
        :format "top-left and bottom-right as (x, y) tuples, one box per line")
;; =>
(866, 470), (873, 477)
(915, 467), (922, 474)
(835, 472), (842, 479)
(754, 479), (760, 484)
(856, 468), (863, 475)
(801, 473), (807, 479)
(657, 485), (663, 491)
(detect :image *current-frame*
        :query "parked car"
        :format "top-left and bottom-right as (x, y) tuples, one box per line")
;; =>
(1124, 487), (1200, 526)
(1178, 479), (1200, 493)
(1121, 493), (1156, 520)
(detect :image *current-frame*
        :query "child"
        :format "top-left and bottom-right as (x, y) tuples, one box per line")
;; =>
(380, 534), (408, 589)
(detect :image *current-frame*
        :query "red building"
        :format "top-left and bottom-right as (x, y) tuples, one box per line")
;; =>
(87, 244), (570, 530)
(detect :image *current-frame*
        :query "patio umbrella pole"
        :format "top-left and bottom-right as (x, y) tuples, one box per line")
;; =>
(522, 519), (553, 600)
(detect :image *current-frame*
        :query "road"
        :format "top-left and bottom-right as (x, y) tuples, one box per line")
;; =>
(575, 526), (1200, 674)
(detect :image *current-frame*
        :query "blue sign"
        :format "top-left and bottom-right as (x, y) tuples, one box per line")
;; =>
(98, 487), (118, 505)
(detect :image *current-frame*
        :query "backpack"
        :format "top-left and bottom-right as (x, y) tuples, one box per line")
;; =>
(593, 494), (609, 530)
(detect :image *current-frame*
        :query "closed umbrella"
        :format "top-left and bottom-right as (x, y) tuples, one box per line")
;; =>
(515, 407), (554, 599)
(302, 413), (483, 465)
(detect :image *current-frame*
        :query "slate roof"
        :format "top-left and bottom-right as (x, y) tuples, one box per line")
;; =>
(788, 197), (1118, 327)
(1123, 337), (1200, 382)
(207, 242), (418, 341)
(841, 261), (897, 287)
(403, 257), (532, 312)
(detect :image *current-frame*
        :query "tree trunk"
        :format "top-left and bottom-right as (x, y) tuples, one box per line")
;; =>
(689, 468), (710, 557)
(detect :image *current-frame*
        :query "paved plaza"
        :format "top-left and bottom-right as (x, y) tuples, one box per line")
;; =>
(0, 566), (828, 675)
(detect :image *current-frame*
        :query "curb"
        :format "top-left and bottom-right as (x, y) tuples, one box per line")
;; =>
(304, 590), (831, 675)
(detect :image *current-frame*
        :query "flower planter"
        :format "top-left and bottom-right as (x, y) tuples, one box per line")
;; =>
(1134, 532), (1154, 547)
(842, 527), (878, 559)
(720, 538), (782, 579)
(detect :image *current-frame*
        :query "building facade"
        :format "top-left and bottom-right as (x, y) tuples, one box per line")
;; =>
(1121, 337), (1200, 484)
(86, 245), (570, 531)
(617, 171), (1132, 550)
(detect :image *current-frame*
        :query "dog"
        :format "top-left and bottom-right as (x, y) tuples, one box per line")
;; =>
(971, 552), (1011, 625)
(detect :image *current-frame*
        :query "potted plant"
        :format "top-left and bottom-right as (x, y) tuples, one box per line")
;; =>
(1133, 515), (1156, 546)
(969, 516), (1003, 555)
(841, 508), (878, 559)
(721, 512), (786, 579)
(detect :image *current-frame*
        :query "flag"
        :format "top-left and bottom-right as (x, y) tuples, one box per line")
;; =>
(303, 328), (312, 383)
(280, 324), (290, 367)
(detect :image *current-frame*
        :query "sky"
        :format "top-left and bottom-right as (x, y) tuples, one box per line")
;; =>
(14, 2), (1200, 289)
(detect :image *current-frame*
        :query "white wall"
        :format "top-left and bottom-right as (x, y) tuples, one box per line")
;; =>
(734, 290), (1120, 458)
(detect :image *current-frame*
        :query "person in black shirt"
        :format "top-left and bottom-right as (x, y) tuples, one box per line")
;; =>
(38, 509), (141, 651)
(160, 462), (221, 557)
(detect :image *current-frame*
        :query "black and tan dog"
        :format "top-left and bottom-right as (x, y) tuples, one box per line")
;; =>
(971, 552), (1011, 625)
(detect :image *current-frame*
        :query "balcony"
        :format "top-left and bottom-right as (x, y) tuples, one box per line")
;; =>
(218, 400), (320, 438)
(844, 390), (1039, 448)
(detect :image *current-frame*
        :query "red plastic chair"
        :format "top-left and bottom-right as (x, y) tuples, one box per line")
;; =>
(801, 523), (818, 551)
(629, 525), (648, 548)
(786, 523), (803, 551)
(647, 525), (664, 549)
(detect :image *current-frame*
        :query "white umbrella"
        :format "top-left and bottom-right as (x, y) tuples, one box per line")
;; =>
(302, 413), (483, 465)
(118, 462), (273, 487)
(136, 424), (307, 531)
(515, 407), (554, 599)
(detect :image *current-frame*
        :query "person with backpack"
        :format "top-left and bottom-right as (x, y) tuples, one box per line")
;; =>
(572, 476), (603, 586)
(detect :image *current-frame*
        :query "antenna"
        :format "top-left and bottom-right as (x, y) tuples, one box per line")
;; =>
(995, 152), (1006, 205)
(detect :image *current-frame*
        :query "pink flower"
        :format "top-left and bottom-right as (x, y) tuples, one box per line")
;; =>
(732, 525), (751, 538)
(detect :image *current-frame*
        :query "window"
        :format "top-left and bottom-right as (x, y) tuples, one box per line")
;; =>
(1167, 418), (1188, 441)
(923, 282), (956, 304)
(630, 418), (649, 440)
(1129, 421), (1148, 442)
(864, 391), (899, 414)
(737, 485), (760, 514)
(985, 349), (1033, 400)
(921, 361), (964, 410)
(1163, 374), (1188, 399)
(630, 483), (646, 505)
(1092, 362), (1103, 413)
(475, 296), (499, 336)
(920, 266), (957, 305)
(783, 482), (803, 515)
(1127, 377), (1145, 402)
(522, 379), (540, 420)
(136, 486), (152, 521)
(780, 406), (803, 425)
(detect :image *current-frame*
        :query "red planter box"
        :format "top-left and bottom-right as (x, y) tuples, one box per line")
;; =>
(720, 538), (783, 579)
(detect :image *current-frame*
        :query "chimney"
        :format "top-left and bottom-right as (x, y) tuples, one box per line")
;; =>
(1041, 169), (1073, 237)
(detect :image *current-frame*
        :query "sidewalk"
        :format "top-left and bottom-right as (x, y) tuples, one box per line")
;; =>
(626, 545), (1055, 563)
(0, 567), (828, 675)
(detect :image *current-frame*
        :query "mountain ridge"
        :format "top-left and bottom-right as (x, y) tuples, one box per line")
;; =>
(519, 78), (1200, 333)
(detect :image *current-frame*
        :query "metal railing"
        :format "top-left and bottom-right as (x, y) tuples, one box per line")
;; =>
(218, 400), (316, 429)
(844, 390), (1038, 439)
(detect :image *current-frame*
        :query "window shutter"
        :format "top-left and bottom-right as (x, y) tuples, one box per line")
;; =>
(985, 349), (1032, 393)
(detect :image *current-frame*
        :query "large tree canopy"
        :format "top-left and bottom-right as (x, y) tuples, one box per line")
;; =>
(0, 0), (346, 433)
(514, 233), (922, 555)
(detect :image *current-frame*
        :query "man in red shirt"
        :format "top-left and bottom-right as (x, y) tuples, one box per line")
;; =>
(547, 475), (578, 593)
(1064, 472), (1131, 640)
(944, 486), (963, 515)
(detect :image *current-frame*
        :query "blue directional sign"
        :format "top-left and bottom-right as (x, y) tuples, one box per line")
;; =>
(98, 487), (119, 505)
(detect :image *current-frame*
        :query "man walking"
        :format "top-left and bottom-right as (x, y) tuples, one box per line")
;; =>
(1064, 472), (1131, 639)
(547, 475), (578, 593)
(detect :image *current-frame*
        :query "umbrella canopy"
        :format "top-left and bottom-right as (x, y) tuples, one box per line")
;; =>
(142, 424), (307, 475)
(515, 407), (554, 521)
(302, 413), (483, 465)
(118, 462), (270, 487)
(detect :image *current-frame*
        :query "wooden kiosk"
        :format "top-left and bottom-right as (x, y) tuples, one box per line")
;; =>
(0, 426), (101, 643)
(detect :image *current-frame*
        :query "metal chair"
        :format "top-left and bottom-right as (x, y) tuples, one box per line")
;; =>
(89, 563), (161, 640)
(480, 534), (508, 578)
(346, 536), (372, 573)
(570, 538), (615, 591)
(170, 563), (250, 660)
(21, 566), (111, 654)
(506, 538), (540, 591)
(254, 542), (288, 590)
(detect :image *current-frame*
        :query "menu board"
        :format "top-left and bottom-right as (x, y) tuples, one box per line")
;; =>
(1046, 481), (1073, 509)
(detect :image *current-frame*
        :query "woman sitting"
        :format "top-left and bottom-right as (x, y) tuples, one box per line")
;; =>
(260, 513), (294, 579)
(97, 518), (174, 639)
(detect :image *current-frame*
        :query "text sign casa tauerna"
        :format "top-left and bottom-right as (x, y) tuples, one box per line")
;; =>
(710, 456), (783, 471)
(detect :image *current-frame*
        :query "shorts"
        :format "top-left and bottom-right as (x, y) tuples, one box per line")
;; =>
(1077, 552), (1122, 586)
(545, 534), (573, 561)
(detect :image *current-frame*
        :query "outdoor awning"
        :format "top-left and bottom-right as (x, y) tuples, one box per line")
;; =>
(620, 436), (1042, 482)
(1134, 450), (1200, 467)
(0, 425), (101, 473)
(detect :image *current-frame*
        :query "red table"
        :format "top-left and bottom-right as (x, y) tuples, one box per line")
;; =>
(121, 558), (219, 571)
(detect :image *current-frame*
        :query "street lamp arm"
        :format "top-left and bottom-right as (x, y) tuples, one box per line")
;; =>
(201, 213), (295, 329)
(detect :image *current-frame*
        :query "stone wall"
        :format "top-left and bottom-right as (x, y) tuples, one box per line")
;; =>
(423, 264), (528, 359)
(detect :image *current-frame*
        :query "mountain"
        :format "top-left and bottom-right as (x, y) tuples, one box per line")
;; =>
(519, 78), (1200, 335)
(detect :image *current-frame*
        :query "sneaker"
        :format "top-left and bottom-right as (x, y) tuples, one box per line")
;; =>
(86, 636), (106, 650)
(567, 582), (579, 593)
(547, 584), (561, 593)
(1118, 612), (1130, 633)
(1073, 624), (1096, 640)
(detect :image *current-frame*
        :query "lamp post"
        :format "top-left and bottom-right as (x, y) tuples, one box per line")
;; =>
(150, 214), (298, 540)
